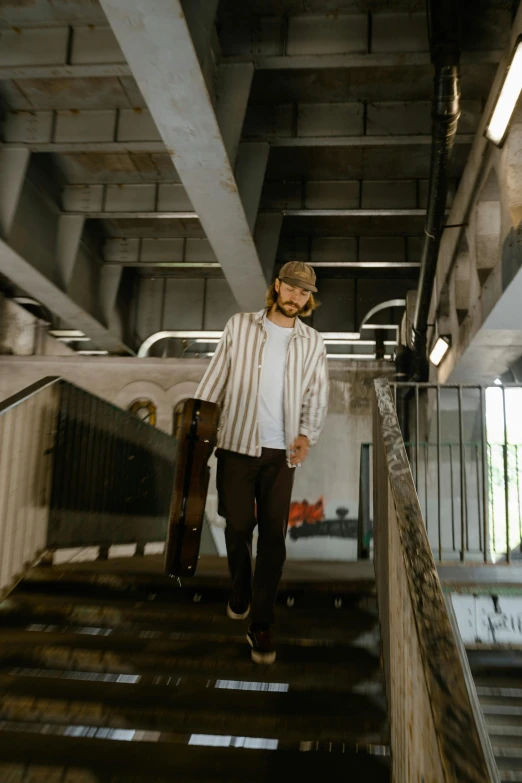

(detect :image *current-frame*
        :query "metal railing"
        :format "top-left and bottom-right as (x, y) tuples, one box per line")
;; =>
(488, 442), (522, 560)
(0, 377), (177, 597)
(386, 383), (522, 563)
(49, 381), (176, 549)
(373, 377), (498, 782)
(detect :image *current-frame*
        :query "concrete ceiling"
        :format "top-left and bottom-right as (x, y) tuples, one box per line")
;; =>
(0, 0), (518, 355)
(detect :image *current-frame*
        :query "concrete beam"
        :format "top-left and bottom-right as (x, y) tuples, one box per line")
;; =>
(3, 110), (475, 152)
(104, 237), (218, 264)
(0, 64), (132, 79)
(99, 265), (123, 325)
(0, 50), (500, 81)
(234, 142), (270, 232)
(270, 135), (475, 148)
(68, 211), (198, 220)
(216, 64), (254, 166)
(1, 135), (476, 154)
(223, 51), (502, 70)
(62, 177), (452, 214)
(180, 0), (219, 99)
(282, 209), (429, 217)
(56, 215), (85, 290)
(244, 100), (481, 141)
(0, 237), (133, 354)
(254, 212), (283, 284)
(99, 0), (266, 312)
(62, 208), (430, 220)
(0, 148), (31, 239)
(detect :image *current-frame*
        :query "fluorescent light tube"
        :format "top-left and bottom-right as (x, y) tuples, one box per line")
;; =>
(49, 329), (86, 338)
(486, 36), (522, 146)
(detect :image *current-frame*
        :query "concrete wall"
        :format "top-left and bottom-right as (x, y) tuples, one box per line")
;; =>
(0, 293), (74, 357)
(287, 362), (394, 560)
(0, 354), (394, 561)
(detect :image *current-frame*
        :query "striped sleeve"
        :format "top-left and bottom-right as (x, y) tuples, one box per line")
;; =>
(194, 320), (232, 405)
(299, 341), (329, 446)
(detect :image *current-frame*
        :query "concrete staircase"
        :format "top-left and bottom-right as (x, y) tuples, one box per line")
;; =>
(0, 558), (390, 782)
(469, 648), (522, 782)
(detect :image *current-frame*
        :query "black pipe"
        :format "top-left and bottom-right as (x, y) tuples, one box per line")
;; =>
(411, 0), (461, 380)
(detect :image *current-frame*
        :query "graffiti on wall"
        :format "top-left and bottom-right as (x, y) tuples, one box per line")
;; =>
(288, 497), (360, 540)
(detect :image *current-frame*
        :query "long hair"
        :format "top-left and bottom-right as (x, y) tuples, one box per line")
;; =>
(265, 281), (319, 319)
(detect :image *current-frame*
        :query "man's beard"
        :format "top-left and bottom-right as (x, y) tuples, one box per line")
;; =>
(275, 293), (306, 318)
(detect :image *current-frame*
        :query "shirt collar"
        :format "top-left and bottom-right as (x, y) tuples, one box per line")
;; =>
(254, 308), (310, 338)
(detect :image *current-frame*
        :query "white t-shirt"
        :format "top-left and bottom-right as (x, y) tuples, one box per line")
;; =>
(258, 315), (293, 449)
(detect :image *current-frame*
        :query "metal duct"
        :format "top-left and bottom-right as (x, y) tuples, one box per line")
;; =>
(411, 0), (461, 379)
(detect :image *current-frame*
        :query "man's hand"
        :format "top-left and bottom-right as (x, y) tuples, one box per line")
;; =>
(290, 435), (310, 466)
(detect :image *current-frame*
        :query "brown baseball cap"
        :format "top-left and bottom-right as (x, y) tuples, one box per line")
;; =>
(278, 261), (317, 293)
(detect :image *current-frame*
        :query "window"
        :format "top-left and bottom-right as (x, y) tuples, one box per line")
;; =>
(128, 399), (157, 427)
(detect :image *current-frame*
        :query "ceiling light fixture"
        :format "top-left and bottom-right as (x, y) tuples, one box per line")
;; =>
(429, 336), (451, 367)
(55, 336), (91, 343)
(485, 35), (522, 146)
(49, 329), (86, 339)
(494, 377), (503, 386)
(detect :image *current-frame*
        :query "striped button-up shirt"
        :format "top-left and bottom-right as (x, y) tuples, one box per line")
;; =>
(195, 309), (329, 465)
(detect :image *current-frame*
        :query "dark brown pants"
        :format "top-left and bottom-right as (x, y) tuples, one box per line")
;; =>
(216, 448), (295, 626)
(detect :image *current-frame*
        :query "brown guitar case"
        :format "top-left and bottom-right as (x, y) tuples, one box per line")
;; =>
(165, 398), (219, 578)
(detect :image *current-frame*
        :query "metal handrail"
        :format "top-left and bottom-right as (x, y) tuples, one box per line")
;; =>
(0, 377), (178, 598)
(0, 376), (60, 416)
(48, 379), (177, 549)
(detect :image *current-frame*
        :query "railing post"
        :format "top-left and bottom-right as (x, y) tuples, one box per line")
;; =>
(458, 386), (466, 561)
(480, 387), (489, 562)
(357, 444), (371, 560)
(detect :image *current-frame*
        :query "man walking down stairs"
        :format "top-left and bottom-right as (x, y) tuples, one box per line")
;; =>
(0, 556), (391, 782)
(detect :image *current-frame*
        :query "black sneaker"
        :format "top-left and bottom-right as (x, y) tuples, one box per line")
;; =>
(247, 626), (276, 664)
(227, 600), (250, 620)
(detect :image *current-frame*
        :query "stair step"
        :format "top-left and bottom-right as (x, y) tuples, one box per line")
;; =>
(1, 667), (383, 697)
(0, 729), (391, 781)
(0, 714), (388, 755)
(477, 686), (522, 700)
(0, 670), (388, 744)
(18, 572), (376, 608)
(0, 623), (379, 659)
(467, 649), (522, 677)
(494, 756), (522, 774)
(486, 724), (522, 740)
(475, 677), (522, 691)
(0, 627), (382, 687)
(493, 747), (522, 759)
(0, 565), (388, 780)
(0, 626), (381, 672)
(0, 593), (378, 647)
(482, 704), (522, 718)
(24, 563), (376, 598)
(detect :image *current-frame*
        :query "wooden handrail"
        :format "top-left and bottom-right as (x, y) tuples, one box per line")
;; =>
(373, 377), (498, 782)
